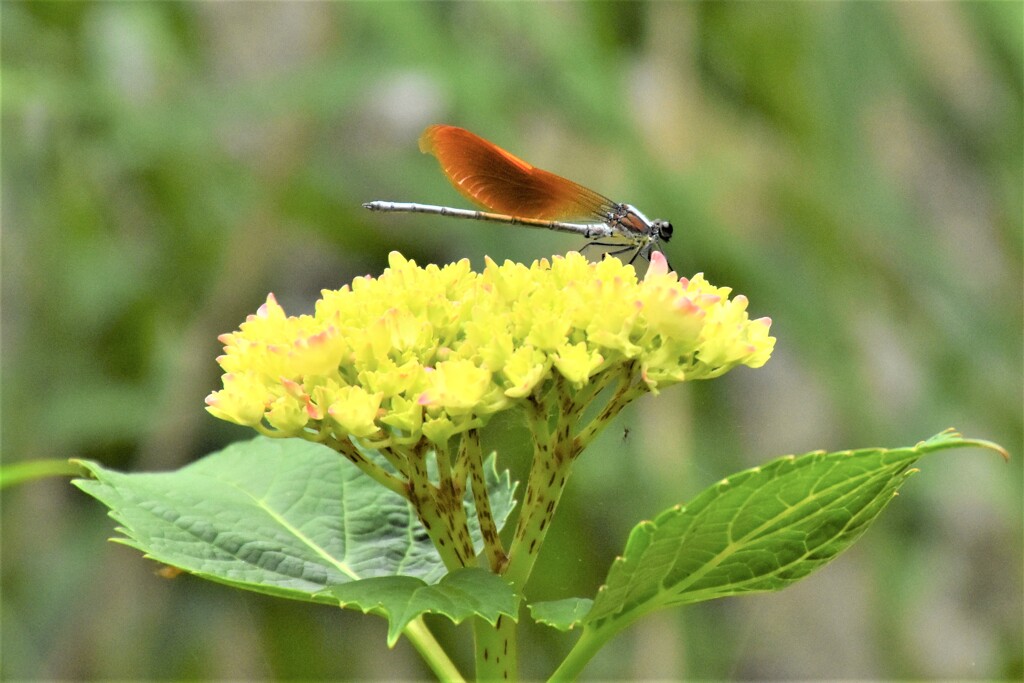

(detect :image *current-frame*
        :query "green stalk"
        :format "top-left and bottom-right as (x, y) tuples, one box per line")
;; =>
(502, 390), (577, 592)
(404, 617), (467, 682)
(407, 448), (472, 570)
(547, 620), (629, 682)
(572, 371), (643, 453)
(473, 613), (518, 682)
(1, 459), (84, 489)
(502, 445), (574, 591)
(463, 428), (507, 573)
(323, 435), (408, 497)
(460, 430), (517, 680)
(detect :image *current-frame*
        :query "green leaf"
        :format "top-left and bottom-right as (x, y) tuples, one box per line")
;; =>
(548, 431), (1007, 681)
(323, 567), (520, 646)
(586, 430), (1008, 627)
(73, 436), (516, 613)
(528, 598), (593, 631)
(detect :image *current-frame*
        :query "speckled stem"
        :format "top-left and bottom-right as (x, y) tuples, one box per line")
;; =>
(406, 444), (474, 571)
(572, 370), (646, 453)
(501, 388), (579, 592)
(462, 428), (508, 573)
(323, 435), (407, 497)
(473, 613), (518, 682)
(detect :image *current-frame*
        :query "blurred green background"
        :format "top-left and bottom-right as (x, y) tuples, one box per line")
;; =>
(3, 2), (1021, 680)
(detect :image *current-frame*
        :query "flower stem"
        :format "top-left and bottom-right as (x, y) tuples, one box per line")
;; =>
(404, 617), (466, 682)
(502, 446), (574, 591)
(573, 371), (643, 452)
(323, 435), (408, 497)
(407, 447), (473, 570)
(473, 613), (518, 681)
(502, 390), (578, 591)
(463, 428), (508, 572)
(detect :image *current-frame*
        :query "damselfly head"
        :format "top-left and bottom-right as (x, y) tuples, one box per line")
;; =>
(653, 220), (673, 242)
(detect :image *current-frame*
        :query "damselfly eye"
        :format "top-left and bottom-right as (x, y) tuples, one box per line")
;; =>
(655, 221), (673, 242)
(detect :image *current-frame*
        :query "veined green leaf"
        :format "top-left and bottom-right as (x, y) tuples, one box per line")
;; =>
(528, 598), (593, 631)
(73, 436), (516, 614)
(585, 430), (1007, 629)
(323, 568), (519, 646)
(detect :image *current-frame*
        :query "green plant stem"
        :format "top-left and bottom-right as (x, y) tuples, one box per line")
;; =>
(323, 435), (407, 496)
(573, 373), (643, 453)
(407, 451), (473, 569)
(503, 382), (579, 590)
(404, 617), (466, 682)
(502, 442), (575, 591)
(547, 622), (624, 682)
(463, 428), (507, 573)
(2, 459), (85, 489)
(473, 613), (518, 681)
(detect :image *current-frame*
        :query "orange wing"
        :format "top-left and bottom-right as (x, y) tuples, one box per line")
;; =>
(418, 125), (616, 222)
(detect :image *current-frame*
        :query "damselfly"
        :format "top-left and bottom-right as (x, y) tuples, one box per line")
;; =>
(363, 125), (673, 268)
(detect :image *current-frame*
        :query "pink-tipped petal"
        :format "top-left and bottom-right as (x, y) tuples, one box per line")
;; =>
(645, 251), (669, 279)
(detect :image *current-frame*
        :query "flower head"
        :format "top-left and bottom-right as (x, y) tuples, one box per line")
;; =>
(206, 251), (774, 445)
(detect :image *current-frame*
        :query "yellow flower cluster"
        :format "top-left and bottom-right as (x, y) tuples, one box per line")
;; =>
(206, 251), (774, 445)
